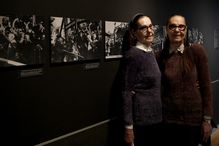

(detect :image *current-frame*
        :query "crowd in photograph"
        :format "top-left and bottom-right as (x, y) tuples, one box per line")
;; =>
(0, 15), (45, 65)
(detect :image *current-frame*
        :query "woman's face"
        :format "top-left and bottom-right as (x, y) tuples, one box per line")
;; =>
(166, 15), (187, 45)
(133, 16), (154, 47)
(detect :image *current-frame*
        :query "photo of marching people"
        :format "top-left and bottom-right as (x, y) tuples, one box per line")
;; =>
(50, 17), (102, 63)
(152, 25), (205, 51)
(0, 15), (45, 67)
(104, 22), (167, 59)
(152, 25), (166, 52)
(105, 21), (128, 59)
(188, 27), (204, 44)
(104, 21), (206, 60)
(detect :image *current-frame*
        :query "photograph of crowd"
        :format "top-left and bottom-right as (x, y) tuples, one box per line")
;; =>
(188, 27), (204, 44)
(152, 25), (165, 52)
(105, 21), (128, 59)
(104, 22), (166, 59)
(50, 17), (102, 63)
(0, 15), (45, 67)
(152, 25), (204, 52)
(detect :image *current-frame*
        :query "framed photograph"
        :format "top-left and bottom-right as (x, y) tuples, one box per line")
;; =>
(188, 27), (204, 44)
(152, 25), (205, 52)
(0, 15), (45, 67)
(105, 21), (128, 59)
(50, 16), (102, 64)
(152, 25), (166, 52)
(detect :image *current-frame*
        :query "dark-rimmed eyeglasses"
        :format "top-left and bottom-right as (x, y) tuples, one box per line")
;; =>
(168, 24), (187, 31)
(137, 24), (154, 31)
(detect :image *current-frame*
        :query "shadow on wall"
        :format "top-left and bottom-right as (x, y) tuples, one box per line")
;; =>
(107, 54), (126, 146)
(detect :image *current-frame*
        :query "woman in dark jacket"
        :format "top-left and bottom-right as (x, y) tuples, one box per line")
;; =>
(121, 13), (162, 146)
(159, 14), (213, 146)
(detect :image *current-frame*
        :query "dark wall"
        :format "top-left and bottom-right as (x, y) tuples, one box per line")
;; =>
(1, 0), (219, 145)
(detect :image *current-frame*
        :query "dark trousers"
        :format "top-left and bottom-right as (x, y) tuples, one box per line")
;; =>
(161, 123), (211, 146)
(133, 123), (162, 146)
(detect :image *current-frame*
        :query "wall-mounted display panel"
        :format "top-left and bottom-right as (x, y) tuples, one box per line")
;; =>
(152, 25), (205, 52)
(105, 21), (128, 59)
(50, 17), (102, 64)
(0, 15), (45, 67)
(152, 25), (165, 52)
(188, 27), (204, 44)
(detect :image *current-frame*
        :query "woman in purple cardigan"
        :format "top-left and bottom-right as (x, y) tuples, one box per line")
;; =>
(121, 13), (162, 146)
(159, 14), (213, 146)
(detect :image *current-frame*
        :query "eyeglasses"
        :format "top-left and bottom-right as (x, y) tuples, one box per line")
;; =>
(137, 24), (154, 31)
(168, 24), (187, 31)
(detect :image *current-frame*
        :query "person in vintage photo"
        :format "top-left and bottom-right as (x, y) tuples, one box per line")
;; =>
(158, 14), (213, 146)
(51, 17), (102, 63)
(121, 13), (162, 146)
(105, 21), (128, 59)
(0, 15), (45, 66)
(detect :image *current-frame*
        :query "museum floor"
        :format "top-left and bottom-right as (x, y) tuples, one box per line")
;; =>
(211, 127), (219, 146)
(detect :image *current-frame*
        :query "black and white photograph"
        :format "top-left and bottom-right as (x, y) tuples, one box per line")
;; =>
(50, 17), (102, 63)
(0, 15), (45, 67)
(188, 27), (204, 44)
(152, 26), (205, 52)
(105, 21), (128, 59)
(152, 25), (165, 52)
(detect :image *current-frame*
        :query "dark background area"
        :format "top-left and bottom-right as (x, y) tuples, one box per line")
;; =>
(1, 0), (219, 145)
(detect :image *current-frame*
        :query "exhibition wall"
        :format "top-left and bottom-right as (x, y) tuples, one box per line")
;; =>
(1, 0), (218, 145)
